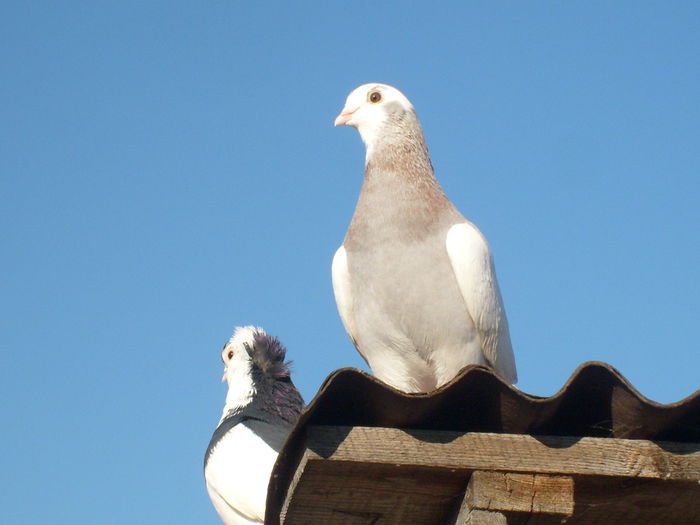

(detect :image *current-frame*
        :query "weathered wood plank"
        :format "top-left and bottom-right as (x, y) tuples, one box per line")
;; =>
(459, 508), (507, 525)
(280, 454), (700, 524)
(454, 474), (508, 525)
(281, 460), (467, 524)
(279, 452), (311, 523)
(305, 426), (700, 480)
(279, 427), (700, 524)
(465, 471), (574, 515)
(570, 476), (700, 524)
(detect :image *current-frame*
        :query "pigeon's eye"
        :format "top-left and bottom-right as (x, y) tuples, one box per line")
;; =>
(368, 91), (382, 104)
(227, 350), (234, 360)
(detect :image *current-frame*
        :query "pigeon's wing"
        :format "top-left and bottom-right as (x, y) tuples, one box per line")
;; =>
(445, 222), (517, 383)
(331, 245), (360, 350)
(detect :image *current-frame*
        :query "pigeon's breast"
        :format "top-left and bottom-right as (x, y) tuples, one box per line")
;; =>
(343, 162), (479, 361)
(205, 423), (278, 524)
(345, 215), (477, 360)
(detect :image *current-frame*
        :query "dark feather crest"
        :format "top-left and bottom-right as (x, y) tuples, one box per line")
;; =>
(244, 331), (292, 380)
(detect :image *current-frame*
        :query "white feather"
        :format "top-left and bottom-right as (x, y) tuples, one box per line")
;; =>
(331, 246), (358, 349)
(445, 223), (517, 383)
(335, 83), (414, 162)
(205, 424), (278, 524)
(220, 327), (264, 421)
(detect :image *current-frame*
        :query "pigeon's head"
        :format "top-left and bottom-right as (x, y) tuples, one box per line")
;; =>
(220, 326), (302, 418)
(221, 326), (292, 384)
(334, 83), (418, 148)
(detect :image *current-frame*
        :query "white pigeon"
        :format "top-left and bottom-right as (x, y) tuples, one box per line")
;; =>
(204, 326), (303, 525)
(332, 83), (517, 393)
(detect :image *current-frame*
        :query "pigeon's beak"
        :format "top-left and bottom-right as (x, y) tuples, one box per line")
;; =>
(221, 367), (228, 383)
(334, 108), (356, 127)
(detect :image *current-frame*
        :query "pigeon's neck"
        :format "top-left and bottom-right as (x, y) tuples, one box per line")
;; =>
(363, 119), (432, 171)
(346, 129), (454, 248)
(362, 121), (444, 196)
(220, 365), (256, 423)
(220, 376), (302, 426)
(254, 379), (303, 426)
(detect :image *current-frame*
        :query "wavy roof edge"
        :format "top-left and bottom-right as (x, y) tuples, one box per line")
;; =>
(266, 362), (700, 524)
(266, 361), (700, 523)
(298, 361), (700, 437)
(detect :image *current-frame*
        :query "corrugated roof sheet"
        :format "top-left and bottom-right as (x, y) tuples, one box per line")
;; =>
(266, 361), (700, 524)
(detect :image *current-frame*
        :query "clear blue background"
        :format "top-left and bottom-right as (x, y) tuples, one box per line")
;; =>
(2, 2), (698, 523)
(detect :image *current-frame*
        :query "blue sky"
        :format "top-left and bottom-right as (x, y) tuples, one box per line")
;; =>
(2, 2), (699, 523)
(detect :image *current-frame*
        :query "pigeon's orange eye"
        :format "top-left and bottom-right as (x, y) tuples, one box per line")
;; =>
(368, 91), (382, 103)
(227, 350), (234, 359)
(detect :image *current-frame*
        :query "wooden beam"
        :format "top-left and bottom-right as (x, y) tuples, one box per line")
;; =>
(456, 508), (507, 525)
(451, 472), (573, 525)
(465, 471), (574, 515)
(305, 426), (700, 480)
(279, 427), (700, 524)
(280, 459), (467, 524)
